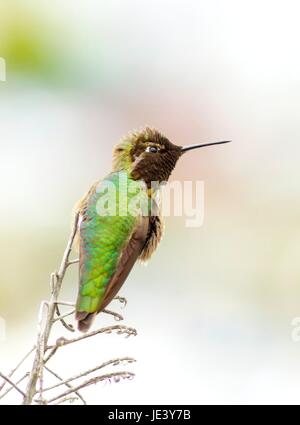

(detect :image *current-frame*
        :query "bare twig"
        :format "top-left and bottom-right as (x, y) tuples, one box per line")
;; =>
(43, 346), (59, 365)
(0, 373), (29, 400)
(54, 305), (75, 332)
(2, 210), (137, 405)
(0, 346), (35, 393)
(43, 357), (136, 392)
(43, 325), (136, 365)
(53, 309), (75, 323)
(22, 213), (79, 405)
(46, 371), (134, 404)
(0, 372), (26, 398)
(36, 302), (49, 404)
(44, 366), (86, 405)
(47, 325), (137, 351)
(67, 258), (79, 266)
(53, 396), (79, 405)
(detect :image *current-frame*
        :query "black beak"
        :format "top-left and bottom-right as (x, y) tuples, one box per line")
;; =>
(181, 140), (231, 153)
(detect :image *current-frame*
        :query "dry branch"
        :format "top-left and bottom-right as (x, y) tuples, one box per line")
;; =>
(0, 211), (137, 405)
(43, 357), (136, 392)
(47, 325), (137, 351)
(44, 366), (86, 405)
(46, 371), (134, 404)
(0, 373), (29, 400)
(0, 372), (26, 398)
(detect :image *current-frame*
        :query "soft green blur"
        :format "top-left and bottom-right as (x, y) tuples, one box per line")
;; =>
(1, 0), (300, 404)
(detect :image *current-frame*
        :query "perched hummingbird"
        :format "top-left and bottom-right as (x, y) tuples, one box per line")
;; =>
(74, 127), (230, 332)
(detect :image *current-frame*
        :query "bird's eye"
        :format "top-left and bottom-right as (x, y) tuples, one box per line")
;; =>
(146, 146), (159, 153)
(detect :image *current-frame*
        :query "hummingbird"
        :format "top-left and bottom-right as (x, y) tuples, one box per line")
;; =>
(74, 127), (230, 332)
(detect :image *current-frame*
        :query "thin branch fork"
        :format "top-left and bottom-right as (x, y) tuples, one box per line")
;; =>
(44, 366), (86, 405)
(47, 325), (137, 351)
(22, 213), (80, 405)
(43, 357), (136, 393)
(0, 346), (35, 394)
(0, 373), (29, 400)
(2, 211), (137, 405)
(0, 372), (26, 398)
(53, 396), (79, 405)
(43, 325), (137, 364)
(46, 371), (135, 404)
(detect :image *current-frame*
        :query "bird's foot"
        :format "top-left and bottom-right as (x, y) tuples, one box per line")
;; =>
(53, 301), (75, 332)
(103, 309), (123, 321)
(113, 296), (127, 308)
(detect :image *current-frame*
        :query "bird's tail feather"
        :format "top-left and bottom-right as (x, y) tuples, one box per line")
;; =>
(76, 311), (96, 333)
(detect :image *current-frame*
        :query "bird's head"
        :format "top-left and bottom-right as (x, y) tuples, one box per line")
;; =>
(113, 127), (230, 186)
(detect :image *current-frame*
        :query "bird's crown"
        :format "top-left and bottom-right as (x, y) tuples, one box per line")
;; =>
(113, 127), (182, 184)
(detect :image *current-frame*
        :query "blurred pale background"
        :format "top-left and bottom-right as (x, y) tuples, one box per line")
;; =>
(1, 0), (300, 404)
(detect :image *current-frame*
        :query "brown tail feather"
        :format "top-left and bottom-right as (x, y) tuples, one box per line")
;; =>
(76, 311), (96, 333)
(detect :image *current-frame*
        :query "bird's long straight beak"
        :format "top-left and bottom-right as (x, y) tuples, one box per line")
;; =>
(181, 140), (231, 153)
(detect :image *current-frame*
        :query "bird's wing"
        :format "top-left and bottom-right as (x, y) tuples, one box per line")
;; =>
(100, 214), (149, 311)
(75, 172), (149, 332)
(72, 180), (100, 252)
